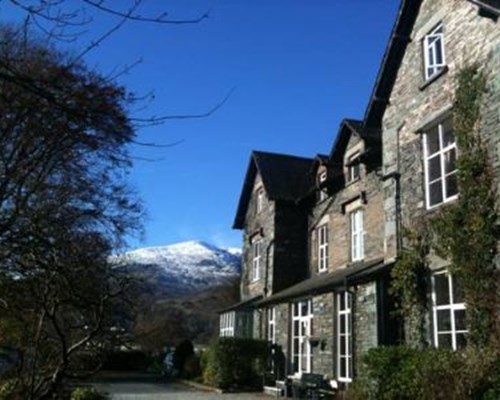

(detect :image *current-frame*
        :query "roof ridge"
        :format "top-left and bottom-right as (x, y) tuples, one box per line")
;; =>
(252, 149), (314, 162)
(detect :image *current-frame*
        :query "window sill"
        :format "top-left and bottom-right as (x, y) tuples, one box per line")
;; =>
(419, 66), (448, 91)
(425, 194), (458, 215)
(345, 177), (361, 188)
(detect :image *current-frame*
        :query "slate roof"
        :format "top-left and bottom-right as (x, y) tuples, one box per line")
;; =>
(233, 151), (315, 229)
(469, 0), (500, 15)
(218, 295), (262, 314)
(257, 258), (386, 306)
(328, 118), (365, 165)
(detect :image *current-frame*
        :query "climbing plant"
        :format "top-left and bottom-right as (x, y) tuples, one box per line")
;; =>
(390, 221), (431, 348)
(431, 64), (499, 347)
(391, 64), (499, 348)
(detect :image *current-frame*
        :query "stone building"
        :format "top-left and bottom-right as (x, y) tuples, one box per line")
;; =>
(219, 0), (500, 393)
(381, 0), (500, 349)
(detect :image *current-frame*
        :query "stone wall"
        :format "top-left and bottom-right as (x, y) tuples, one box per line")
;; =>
(309, 133), (384, 276)
(382, 0), (500, 345)
(383, 0), (500, 262)
(353, 282), (378, 374)
(241, 173), (276, 301)
(274, 201), (309, 294)
(311, 293), (335, 377)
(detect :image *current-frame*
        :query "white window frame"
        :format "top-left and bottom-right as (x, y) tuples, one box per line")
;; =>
(347, 153), (360, 183)
(431, 270), (467, 350)
(350, 209), (364, 262)
(252, 239), (262, 282)
(291, 299), (313, 374)
(423, 118), (458, 209)
(337, 292), (352, 382)
(319, 171), (328, 202)
(317, 224), (329, 272)
(268, 307), (276, 344)
(423, 23), (446, 80)
(220, 311), (235, 337)
(256, 188), (264, 213)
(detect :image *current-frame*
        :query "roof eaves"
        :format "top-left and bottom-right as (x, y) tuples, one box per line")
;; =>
(468, 0), (500, 16)
(362, 0), (423, 130)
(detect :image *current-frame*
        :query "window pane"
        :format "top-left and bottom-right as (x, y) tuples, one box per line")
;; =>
(352, 164), (360, 180)
(426, 128), (440, 155)
(294, 321), (299, 333)
(434, 274), (450, 305)
(437, 309), (452, 331)
(435, 40), (443, 65)
(438, 333), (452, 348)
(429, 180), (443, 206)
(454, 309), (467, 331)
(340, 358), (346, 377)
(340, 336), (346, 354)
(427, 41), (435, 66)
(338, 294), (345, 311)
(445, 173), (458, 198)
(301, 301), (308, 316)
(442, 120), (454, 147)
(340, 316), (346, 334)
(444, 148), (456, 174)
(428, 155), (442, 181)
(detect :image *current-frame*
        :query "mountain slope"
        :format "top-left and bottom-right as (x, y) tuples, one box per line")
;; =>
(117, 240), (241, 297)
(115, 241), (242, 346)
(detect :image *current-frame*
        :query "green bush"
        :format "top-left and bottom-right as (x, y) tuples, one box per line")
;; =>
(347, 345), (499, 400)
(201, 338), (268, 390)
(0, 380), (15, 400)
(173, 340), (194, 376)
(70, 387), (108, 400)
(183, 354), (202, 379)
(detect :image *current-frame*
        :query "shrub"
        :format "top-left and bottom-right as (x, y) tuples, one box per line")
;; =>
(0, 380), (15, 400)
(347, 345), (499, 400)
(173, 340), (194, 376)
(183, 354), (202, 379)
(201, 338), (268, 390)
(70, 387), (108, 400)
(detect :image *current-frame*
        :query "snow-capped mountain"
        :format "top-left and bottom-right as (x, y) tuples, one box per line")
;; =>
(116, 241), (241, 297)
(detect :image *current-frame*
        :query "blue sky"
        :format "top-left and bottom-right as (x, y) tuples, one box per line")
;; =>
(2, 0), (399, 250)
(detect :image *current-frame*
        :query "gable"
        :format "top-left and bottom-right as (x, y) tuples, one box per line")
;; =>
(233, 151), (314, 229)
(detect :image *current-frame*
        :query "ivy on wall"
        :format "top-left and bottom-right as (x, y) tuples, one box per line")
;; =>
(391, 64), (499, 348)
(431, 64), (498, 347)
(390, 222), (431, 348)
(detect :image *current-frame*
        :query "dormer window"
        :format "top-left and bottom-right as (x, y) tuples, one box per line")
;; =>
(256, 188), (264, 213)
(347, 153), (361, 183)
(318, 171), (328, 202)
(423, 23), (446, 81)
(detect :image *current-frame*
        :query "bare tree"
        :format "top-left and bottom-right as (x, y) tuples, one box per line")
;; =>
(0, 26), (143, 398)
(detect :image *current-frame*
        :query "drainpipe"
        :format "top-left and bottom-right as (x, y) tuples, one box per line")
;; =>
(395, 122), (404, 255)
(264, 239), (274, 298)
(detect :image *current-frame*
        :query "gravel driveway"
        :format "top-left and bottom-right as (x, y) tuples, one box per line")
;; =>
(87, 374), (270, 400)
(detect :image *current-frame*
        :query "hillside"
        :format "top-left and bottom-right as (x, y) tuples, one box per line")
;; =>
(116, 241), (241, 348)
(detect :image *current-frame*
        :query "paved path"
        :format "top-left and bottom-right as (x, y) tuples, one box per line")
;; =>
(87, 374), (270, 400)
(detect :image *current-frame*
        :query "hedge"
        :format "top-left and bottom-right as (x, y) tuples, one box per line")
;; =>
(201, 337), (268, 390)
(346, 345), (500, 400)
